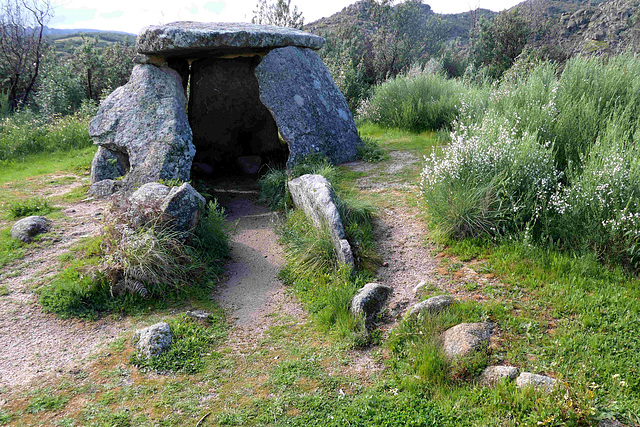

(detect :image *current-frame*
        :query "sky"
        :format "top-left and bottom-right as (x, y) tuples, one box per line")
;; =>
(49, 0), (524, 34)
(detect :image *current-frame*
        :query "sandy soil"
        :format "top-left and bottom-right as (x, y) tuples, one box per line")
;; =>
(0, 197), (130, 390)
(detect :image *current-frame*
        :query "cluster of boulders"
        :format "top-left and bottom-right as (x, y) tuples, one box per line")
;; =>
(349, 283), (559, 392)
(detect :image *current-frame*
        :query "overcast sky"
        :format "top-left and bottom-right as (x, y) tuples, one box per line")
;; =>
(49, 0), (523, 34)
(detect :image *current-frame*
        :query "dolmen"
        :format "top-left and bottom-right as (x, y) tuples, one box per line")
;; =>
(89, 22), (362, 195)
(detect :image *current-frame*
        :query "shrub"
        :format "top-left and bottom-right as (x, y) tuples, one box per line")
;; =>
(356, 136), (386, 163)
(358, 69), (462, 132)
(7, 197), (53, 219)
(422, 52), (640, 271)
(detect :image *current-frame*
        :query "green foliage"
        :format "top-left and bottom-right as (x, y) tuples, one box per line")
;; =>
(422, 53), (640, 271)
(40, 200), (231, 319)
(258, 167), (289, 210)
(0, 227), (24, 268)
(0, 410), (11, 424)
(469, 11), (530, 79)
(0, 106), (95, 161)
(26, 389), (69, 414)
(356, 136), (386, 162)
(252, 0), (304, 29)
(7, 196), (53, 219)
(131, 313), (226, 374)
(388, 300), (487, 388)
(359, 68), (463, 132)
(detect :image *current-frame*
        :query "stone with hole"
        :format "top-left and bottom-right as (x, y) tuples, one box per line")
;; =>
(91, 146), (128, 184)
(132, 322), (172, 359)
(479, 365), (520, 387)
(407, 295), (455, 318)
(89, 64), (194, 191)
(11, 216), (52, 243)
(515, 372), (557, 392)
(441, 322), (494, 358)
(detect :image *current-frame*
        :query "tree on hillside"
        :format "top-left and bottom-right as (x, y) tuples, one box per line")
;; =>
(469, 10), (529, 78)
(252, 0), (304, 29)
(0, 0), (52, 111)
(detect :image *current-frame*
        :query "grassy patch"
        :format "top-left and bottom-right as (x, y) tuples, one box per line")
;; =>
(0, 227), (25, 268)
(7, 196), (54, 219)
(26, 388), (69, 414)
(131, 313), (227, 374)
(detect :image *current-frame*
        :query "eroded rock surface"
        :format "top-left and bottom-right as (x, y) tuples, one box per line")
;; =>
(11, 216), (52, 243)
(479, 365), (520, 387)
(408, 295), (455, 318)
(441, 322), (494, 358)
(91, 146), (128, 184)
(161, 183), (206, 232)
(89, 64), (195, 190)
(288, 174), (354, 268)
(256, 46), (361, 166)
(351, 283), (393, 326)
(515, 372), (557, 392)
(136, 22), (325, 56)
(132, 322), (172, 359)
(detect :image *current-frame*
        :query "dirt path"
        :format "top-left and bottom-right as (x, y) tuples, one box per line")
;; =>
(0, 198), (130, 390)
(211, 178), (306, 343)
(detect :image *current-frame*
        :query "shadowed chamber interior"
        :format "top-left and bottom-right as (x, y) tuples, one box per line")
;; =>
(187, 55), (288, 176)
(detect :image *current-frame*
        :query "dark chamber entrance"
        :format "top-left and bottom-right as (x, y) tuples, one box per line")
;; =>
(188, 55), (288, 176)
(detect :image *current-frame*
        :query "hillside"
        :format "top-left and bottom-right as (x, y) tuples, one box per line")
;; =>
(44, 27), (135, 56)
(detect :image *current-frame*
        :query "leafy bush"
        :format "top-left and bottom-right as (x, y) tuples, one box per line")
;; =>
(0, 105), (95, 161)
(7, 197), (53, 219)
(358, 68), (463, 132)
(422, 53), (640, 271)
(356, 136), (386, 163)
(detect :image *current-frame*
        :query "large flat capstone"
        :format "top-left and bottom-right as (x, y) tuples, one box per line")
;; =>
(256, 46), (361, 166)
(137, 22), (325, 57)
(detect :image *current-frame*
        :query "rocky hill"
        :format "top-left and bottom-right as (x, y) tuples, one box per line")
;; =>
(307, 0), (639, 60)
(517, 0), (640, 56)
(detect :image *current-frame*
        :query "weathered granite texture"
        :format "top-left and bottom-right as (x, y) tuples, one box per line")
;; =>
(136, 22), (325, 57)
(89, 64), (195, 191)
(515, 372), (557, 392)
(132, 322), (172, 359)
(408, 295), (455, 318)
(11, 216), (51, 243)
(441, 322), (494, 358)
(288, 174), (354, 268)
(479, 365), (520, 387)
(256, 46), (361, 166)
(91, 146), (128, 184)
(351, 282), (393, 327)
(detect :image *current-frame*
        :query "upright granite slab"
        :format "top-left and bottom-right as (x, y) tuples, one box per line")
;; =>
(89, 64), (194, 192)
(256, 46), (361, 166)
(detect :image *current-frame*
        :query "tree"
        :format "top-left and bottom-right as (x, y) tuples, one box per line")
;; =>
(0, 0), (52, 111)
(252, 0), (304, 29)
(469, 10), (529, 78)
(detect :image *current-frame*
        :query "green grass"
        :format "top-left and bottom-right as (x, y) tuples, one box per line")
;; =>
(131, 313), (227, 374)
(26, 388), (69, 414)
(0, 228), (25, 268)
(7, 197), (54, 219)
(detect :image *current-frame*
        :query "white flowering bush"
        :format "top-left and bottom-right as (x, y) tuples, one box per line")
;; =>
(421, 52), (640, 270)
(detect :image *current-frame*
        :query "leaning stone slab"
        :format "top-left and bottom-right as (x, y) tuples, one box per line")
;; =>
(137, 22), (325, 57)
(89, 64), (195, 191)
(515, 372), (557, 393)
(11, 216), (51, 243)
(351, 283), (393, 326)
(479, 365), (520, 387)
(408, 295), (455, 318)
(441, 322), (494, 358)
(160, 183), (206, 232)
(256, 46), (361, 166)
(288, 174), (354, 268)
(132, 322), (172, 359)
